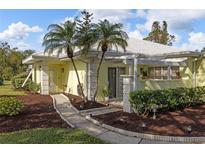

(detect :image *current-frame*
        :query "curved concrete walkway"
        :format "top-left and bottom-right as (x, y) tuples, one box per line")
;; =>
(51, 94), (179, 144)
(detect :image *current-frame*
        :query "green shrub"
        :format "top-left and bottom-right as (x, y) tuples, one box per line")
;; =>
(0, 97), (24, 116)
(0, 76), (4, 86)
(12, 78), (25, 89)
(11, 72), (29, 89)
(3, 67), (14, 80)
(129, 86), (205, 116)
(28, 81), (40, 93)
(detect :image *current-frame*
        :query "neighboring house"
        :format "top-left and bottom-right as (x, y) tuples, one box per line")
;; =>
(23, 38), (205, 103)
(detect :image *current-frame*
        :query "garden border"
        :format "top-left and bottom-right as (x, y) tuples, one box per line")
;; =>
(85, 115), (205, 143)
(60, 93), (111, 114)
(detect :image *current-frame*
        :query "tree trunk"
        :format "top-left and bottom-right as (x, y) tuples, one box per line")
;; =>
(93, 51), (106, 102)
(70, 57), (87, 103)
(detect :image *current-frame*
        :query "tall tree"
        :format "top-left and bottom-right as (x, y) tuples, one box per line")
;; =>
(93, 19), (128, 101)
(75, 10), (97, 55)
(144, 21), (175, 46)
(43, 21), (86, 102)
(0, 41), (33, 80)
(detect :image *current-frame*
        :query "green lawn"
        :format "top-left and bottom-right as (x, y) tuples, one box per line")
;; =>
(0, 81), (25, 96)
(0, 128), (105, 144)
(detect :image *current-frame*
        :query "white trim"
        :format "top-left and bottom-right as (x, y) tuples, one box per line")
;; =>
(21, 70), (32, 87)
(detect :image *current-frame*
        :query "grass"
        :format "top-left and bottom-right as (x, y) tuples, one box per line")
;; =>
(0, 128), (106, 144)
(0, 81), (25, 96)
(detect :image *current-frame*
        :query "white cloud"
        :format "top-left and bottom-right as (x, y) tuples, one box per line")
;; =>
(15, 41), (30, 49)
(63, 16), (75, 23)
(88, 9), (134, 23)
(128, 29), (143, 39)
(180, 32), (205, 51)
(0, 21), (43, 40)
(136, 9), (147, 18)
(136, 10), (205, 32)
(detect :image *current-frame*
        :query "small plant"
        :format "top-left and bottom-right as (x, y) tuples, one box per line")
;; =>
(102, 87), (110, 101)
(102, 87), (111, 97)
(0, 76), (4, 86)
(0, 97), (24, 116)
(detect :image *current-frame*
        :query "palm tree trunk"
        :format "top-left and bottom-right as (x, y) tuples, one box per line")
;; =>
(70, 57), (86, 102)
(93, 51), (106, 102)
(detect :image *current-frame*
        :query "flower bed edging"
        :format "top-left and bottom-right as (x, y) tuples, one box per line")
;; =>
(85, 115), (205, 143)
(60, 93), (110, 114)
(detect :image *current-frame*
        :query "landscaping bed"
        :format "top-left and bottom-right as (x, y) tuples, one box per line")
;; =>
(0, 92), (69, 133)
(93, 104), (205, 137)
(65, 93), (106, 110)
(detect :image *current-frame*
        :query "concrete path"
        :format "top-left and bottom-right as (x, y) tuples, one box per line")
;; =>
(51, 94), (179, 144)
(80, 106), (122, 116)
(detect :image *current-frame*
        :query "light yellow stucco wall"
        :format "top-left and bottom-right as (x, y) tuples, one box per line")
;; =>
(196, 58), (205, 87)
(48, 60), (87, 94)
(34, 64), (41, 84)
(65, 60), (87, 96)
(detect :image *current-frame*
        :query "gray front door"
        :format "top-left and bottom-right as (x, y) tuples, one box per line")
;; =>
(108, 67), (126, 99)
(108, 68), (116, 98)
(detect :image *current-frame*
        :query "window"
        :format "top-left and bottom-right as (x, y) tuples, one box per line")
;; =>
(148, 67), (155, 79)
(162, 67), (168, 79)
(171, 66), (181, 79)
(140, 68), (148, 79)
(155, 67), (161, 79)
(141, 66), (180, 80)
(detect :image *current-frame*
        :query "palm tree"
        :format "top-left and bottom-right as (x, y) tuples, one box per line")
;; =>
(42, 21), (86, 101)
(93, 19), (128, 101)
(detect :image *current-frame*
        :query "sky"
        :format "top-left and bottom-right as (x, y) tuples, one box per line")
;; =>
(0, 9), (205, 51)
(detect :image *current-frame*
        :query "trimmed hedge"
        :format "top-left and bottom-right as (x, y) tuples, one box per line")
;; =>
(129, 86), (205, 116)
(0, 97), (24, 116)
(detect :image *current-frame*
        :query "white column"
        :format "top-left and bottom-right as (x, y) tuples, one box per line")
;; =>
(87, 61), (97, 101)
(129, 62), (133, 75)
(122, 76), (133, 113)
(168, 65), (171, 80)
(41, 63), (49, 95)
(133, 57), (138, 90)
(32, 65), (35, 82)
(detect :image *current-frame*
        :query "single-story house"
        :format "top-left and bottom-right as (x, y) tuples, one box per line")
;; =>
(23, 38), (205, 106)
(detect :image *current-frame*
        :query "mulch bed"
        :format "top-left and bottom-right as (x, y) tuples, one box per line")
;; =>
(0, 92), (69, 133)
(93, 104), (205, 137)
(65, 93), (106, 110)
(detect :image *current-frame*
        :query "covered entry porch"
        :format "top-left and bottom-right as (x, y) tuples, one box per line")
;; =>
(32, 61), (68, 94)
(121, 52), (201, 113)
